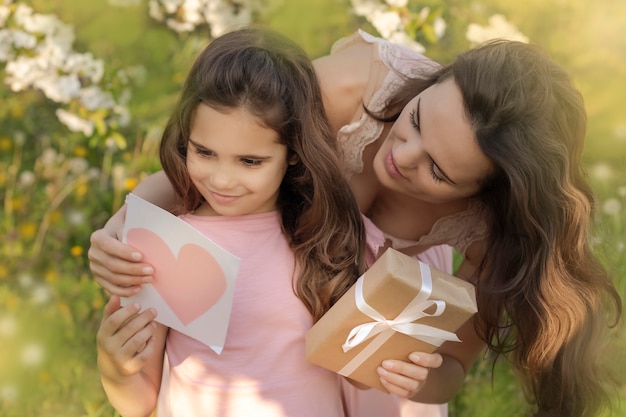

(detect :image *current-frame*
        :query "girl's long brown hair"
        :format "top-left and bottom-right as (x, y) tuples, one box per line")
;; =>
(159, 27), (366, 321)
(380, 40), (622, 417)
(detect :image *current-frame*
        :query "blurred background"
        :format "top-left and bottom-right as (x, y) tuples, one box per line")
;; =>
(1, 0), (624, 416)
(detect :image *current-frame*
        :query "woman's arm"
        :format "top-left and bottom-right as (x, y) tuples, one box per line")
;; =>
(88, 171), (178, 295)
(377, 250), (487, 403)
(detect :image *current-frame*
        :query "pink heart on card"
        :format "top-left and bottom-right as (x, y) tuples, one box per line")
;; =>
(126, 228), (227, 325)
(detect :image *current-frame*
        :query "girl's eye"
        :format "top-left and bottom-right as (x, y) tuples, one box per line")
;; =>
(408, 109), (420, 131)
(241, 158), (262, 167)
(194, 147), (214, 158)
(428, 160), (443, 183)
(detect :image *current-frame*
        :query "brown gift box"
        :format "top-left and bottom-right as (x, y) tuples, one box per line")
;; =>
(305, 248), (477, 392)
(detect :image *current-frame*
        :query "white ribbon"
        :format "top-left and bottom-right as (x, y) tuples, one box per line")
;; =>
(341, 261), (461, 353)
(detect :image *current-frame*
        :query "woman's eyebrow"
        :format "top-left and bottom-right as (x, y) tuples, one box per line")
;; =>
(415, 98), (421, 131)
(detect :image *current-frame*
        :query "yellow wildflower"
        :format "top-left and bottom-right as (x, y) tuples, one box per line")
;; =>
(18, 222), (37, 239)
(70, 246), (84, 257)
(124, 177), (138, 191)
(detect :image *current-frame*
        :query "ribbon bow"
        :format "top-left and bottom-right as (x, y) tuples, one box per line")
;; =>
(341, 261), (461, 353)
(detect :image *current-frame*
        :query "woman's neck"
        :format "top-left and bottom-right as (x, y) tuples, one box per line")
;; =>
(365, 189), (470, 241)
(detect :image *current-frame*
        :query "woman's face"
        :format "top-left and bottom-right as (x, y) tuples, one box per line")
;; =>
(373, 78), (494, 205)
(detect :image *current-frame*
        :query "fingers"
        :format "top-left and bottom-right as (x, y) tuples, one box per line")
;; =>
(88, 228), (154, 295)
(377, 352), (443, 398)
(97, 300), (159, 376)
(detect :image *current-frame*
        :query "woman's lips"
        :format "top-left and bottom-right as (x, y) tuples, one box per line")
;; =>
(385, 150), (407, 180)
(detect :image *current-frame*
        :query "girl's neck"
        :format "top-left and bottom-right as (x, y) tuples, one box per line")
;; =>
(192, 203), (221, 217)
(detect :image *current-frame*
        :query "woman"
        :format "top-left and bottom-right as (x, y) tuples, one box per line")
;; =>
(89, 30), (622, 417)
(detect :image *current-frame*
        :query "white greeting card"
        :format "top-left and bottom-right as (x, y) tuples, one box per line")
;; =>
(121, 193), (240, 354)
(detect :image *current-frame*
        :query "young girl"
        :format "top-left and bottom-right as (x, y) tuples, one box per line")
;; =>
(95, 27), (366, 417)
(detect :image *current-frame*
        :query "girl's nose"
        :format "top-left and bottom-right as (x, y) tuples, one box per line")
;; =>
(208, 165), (236, 190)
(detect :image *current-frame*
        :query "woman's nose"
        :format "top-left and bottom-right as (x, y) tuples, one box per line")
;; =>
(394, 136), (424, 169)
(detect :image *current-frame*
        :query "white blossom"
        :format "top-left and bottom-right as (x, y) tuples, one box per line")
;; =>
(590, 162), (613, 181)
(79, 86), (116, 110)
(0, 5), (11, 26)
(55, 109), (95, 136)
(148, 0), (165, 21)
(614, 123), (626, 140)
(466, 14), (529, 46)
(0, 384), (18, 402)
(0, 29), (13, 61)
(9, 29), (37, 49)
(40, 148), (58, 167)
(67, 209), (86, 225)
(21, 342), (45, 367)
(68, 157), (89, 174)
(1, 4), (131, 138)
(433, 16), (446, 39)
(31, 284), (51, 305)
(387, 30), (425, 53)
(18, 171), (36, 187)
(385, 0), (407, 7)
(350, 0), (384, 17)
(18, 273), (34, 287)
(108, 0), (142, 6)
(0, 315), (18, 338)
(602, 198), (622, 216)
(372, 10), (404, 39)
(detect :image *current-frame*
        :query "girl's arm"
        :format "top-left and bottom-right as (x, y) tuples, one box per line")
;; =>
(88, 171), (178, 296)
(97, 295), (168, 417)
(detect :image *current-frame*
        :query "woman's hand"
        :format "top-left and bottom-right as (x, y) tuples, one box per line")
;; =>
(96, 295), (159, 379)
(88, 209), (154, 296)
(376, 352), (443, 398)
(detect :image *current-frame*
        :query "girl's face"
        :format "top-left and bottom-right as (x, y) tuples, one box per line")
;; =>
(373, 78), (494, 205)
(186, 104), (289, 216)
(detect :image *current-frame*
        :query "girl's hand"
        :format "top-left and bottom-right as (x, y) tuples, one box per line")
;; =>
(376, 352), (443, 398)
(88, 216), (153, 297)
(96, 295), (159, 378)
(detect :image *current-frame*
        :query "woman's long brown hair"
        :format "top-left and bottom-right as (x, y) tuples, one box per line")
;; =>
(159, 27), (366, 321)
(380, 40), (622, 417)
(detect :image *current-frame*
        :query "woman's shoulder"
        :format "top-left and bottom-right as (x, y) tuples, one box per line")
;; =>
(313, 32), (377, 134)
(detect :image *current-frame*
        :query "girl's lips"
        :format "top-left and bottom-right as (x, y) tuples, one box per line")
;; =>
(385, 150), (407, 180)
(208, 190), (240, 205)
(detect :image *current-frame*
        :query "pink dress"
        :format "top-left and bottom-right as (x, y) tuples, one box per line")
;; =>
(156, 211), (344, 417)
(332, 30), (488, 417)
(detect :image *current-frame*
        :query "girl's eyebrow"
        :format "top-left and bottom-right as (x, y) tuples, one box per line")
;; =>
(188, 137), (272, 160)
(418, 98), (457, 185)
(188, 138), (206, 149)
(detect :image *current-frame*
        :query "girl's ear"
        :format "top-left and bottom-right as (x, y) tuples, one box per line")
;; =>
(288, 153), (299, 165)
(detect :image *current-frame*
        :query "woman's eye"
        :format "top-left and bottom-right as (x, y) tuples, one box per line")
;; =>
(408, 109), (420, 131)
(428, 160), (443, 183)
